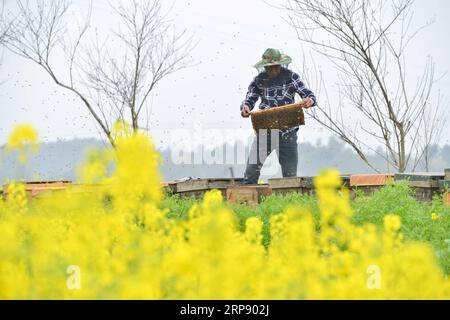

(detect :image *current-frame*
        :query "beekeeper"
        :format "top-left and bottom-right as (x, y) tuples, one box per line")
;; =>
(240, 48), (317, 184)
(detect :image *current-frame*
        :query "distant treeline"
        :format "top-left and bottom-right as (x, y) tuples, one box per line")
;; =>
(1, 137), (449, 183)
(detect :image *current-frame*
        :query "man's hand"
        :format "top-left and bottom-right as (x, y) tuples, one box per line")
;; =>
(241, 105), (251, 118)
(300, 97), (315, 109)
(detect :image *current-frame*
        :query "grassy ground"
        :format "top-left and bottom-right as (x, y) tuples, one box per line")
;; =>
(162, 181), (450, 274)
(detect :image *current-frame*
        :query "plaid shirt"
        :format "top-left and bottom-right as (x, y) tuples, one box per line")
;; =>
(241, 67), (316, 134)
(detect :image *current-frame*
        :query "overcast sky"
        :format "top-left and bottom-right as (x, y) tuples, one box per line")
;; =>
(1, 0), (449, 150)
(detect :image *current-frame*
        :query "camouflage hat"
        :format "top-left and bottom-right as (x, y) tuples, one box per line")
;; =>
(254, 48), (292, 68)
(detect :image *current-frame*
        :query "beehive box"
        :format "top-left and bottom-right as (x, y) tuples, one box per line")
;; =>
(300, 177), (316, 196)
(439, 180), (450, 206)
(251, 102), (305, 130)
(445, 168), (450, 180)
(2, 180), (73, 199)
(175, 178), (243, 199)
(439, 180), (450, 191)
(268, 177), (306, 195)
(268, 175), (351, 197)
(61, 183), (111, 198)
(350, 174), (393, 187)
(269, 176), (317, 196)
(226, 185), (272, 206)
(395, 172), (444, 202)
(161, 182), (178, 195)
(268, 176), (314, 196)
(444, 192), (450, 206)
(350, 174), (394, 197)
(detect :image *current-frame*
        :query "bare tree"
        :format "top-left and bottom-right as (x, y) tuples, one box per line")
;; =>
(284, 0), (446, 172)
(417, 91), (446, 171)
(0, 2), (8, 43)
(0, 1), (10, 65)
(3, 0), (194, 147)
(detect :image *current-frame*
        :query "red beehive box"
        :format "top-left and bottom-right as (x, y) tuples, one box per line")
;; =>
(350, 174), (393, 187)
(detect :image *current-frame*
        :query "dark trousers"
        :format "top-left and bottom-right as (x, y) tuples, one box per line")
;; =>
(242, 129), (298, 185)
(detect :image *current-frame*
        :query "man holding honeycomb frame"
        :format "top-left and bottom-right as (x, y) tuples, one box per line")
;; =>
(240, 48), (317, 185)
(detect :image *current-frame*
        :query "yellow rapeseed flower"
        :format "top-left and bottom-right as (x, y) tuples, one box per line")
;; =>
(1, 125), (449, 300)
(314, 169), (341, 189)
(384, 214), (402, 232)
(6, 124), (39, 163)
